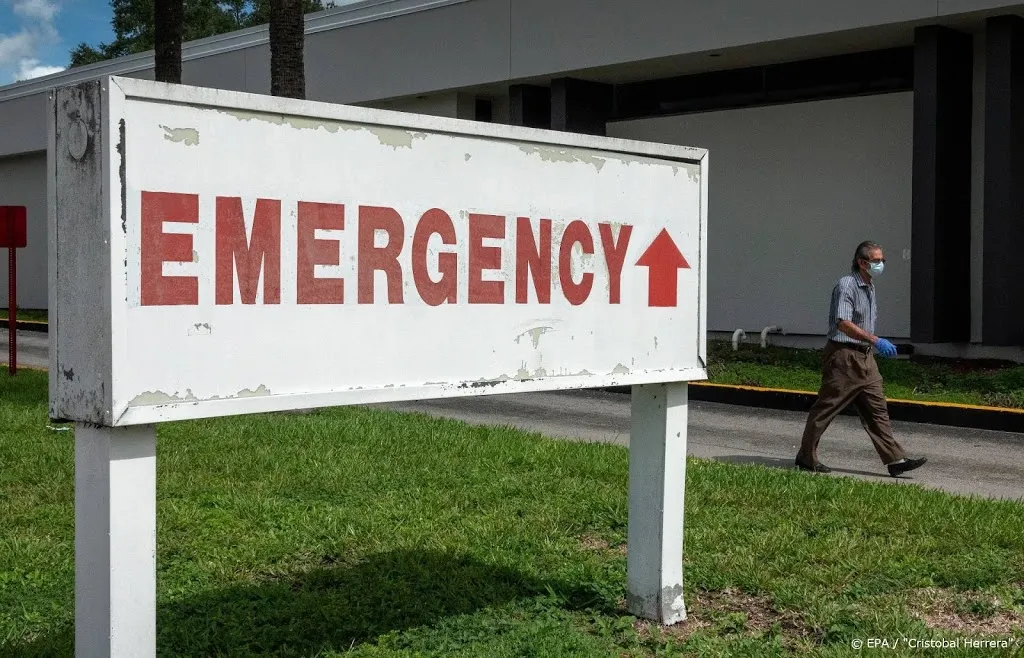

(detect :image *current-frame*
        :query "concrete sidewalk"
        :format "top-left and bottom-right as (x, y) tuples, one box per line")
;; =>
(0, 328), (47, 370)
(380, 389), (1024, 502)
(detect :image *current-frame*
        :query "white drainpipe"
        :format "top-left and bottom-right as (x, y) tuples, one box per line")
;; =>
(732, 329), (746, 351)
(761, 325), (783, 348)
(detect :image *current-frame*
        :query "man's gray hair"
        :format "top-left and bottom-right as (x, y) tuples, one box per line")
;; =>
(851, 241), (882, 272)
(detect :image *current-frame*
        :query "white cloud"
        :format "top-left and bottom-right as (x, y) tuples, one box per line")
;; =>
(14, 57), (63, 80)
(0, 0), (62, 83)
(0, 29), (35, 64)
(13, 0), (58, 23)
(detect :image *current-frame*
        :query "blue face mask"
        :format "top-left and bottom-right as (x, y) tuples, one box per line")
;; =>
(868, 261), (884, 276)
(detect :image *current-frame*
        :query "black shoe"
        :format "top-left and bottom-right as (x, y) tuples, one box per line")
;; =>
(795, 459), (832, 474)
(887, 457), (927, 478)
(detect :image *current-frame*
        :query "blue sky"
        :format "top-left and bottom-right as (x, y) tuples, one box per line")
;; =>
(0, 0), (114, 84)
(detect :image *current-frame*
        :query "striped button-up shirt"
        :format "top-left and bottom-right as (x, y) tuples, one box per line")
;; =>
(827, 272), (876, 346)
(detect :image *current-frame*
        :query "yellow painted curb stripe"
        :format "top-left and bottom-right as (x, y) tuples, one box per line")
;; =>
(0, 363), (47, 373)
(692, 381), (815, 396)
(690, 381), (1024, 415)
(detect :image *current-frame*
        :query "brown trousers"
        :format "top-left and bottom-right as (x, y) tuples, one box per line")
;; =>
(797, 341), (906, 466)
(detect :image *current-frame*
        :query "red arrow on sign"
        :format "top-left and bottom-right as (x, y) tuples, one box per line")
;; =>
(636, 229), (690, 307)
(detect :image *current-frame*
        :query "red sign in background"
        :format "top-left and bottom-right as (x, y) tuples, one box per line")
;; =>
(1, 206), (27, 376)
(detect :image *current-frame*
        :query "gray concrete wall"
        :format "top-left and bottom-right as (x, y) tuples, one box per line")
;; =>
(0, 94), (48, 158)
(0, 0), (1016, 325)
(510, 0), (938, 78)
(5, 0), (1024, 159)
(181, 48), (249, 92)
(608, 92), (914, 338)
(939, 0), (1024, 14)
(306, 0), (510, 105)
(367, 92), (464, 118)
(0, 152), (47, 309)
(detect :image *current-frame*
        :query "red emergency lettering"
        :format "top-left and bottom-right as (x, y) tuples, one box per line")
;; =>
(358, 206), (405, 304)
(599, 223), (633, 304)
(141, 191), (199, 306)
(412, 208), (458, 306)
(558, 220), (594, 306)
(215, 197), (281, 305)
(515, 217), (552, 304)
(296, 202), (344, 304)
(468, 213), (505, 304)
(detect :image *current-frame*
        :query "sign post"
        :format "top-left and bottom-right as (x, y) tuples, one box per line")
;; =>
(50, 76), (708, 655)
(0, 205), (27, 375)
(74, 424), (157, 656)
(628, 383), (689, 623)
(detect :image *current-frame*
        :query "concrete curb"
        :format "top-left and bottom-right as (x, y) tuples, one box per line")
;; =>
(603, 382), (1024, 434)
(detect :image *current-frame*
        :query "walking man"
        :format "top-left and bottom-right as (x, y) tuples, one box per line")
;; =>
(795, 241), (927, 477)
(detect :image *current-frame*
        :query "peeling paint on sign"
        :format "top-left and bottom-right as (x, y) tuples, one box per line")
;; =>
(516, 326), (553, 349)
(118, 119), (127, 235)
(160, 126), (199, 146)
(220, 109), (352, 135)
(236, 385), (271, 398)
(611, 363), (631, 375)
(129, 389), (199, 406)
(673, 164), (701, 184)
(517, 145), (607, 172)
(459, 374), (512, 389)
(366, 127), (428, 149)
(455, 365), (604, 386)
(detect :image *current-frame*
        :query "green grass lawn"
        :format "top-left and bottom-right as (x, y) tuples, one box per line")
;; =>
(0, 308), (47, 324)
(2, 372), (1022, 656)
(708, 341), (1024, 409)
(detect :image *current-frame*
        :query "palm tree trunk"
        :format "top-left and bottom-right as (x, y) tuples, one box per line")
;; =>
(154, 0), (184, 83)
(270, 0), (306, 99)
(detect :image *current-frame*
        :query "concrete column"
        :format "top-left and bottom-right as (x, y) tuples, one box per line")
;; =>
(551, 78), (614, 136)
(509, 84), (551, 129)
(983, 15), (1024, 346)
(911, 25), (973, 344)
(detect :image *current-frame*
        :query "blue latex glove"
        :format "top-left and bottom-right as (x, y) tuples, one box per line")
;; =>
(874, 338), (898, 358)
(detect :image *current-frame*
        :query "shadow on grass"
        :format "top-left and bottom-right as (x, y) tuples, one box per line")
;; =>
(714, 455), (889, 479)
(9, 549), (598, 657)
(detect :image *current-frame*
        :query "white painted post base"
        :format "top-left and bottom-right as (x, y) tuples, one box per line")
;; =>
(626, 383), (688, 625)
(75, 423), (157, 658)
